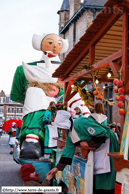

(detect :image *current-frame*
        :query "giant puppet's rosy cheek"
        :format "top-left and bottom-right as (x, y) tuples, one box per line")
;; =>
(46, 85), (59, 97)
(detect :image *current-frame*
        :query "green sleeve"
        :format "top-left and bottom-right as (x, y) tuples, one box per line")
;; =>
(43, 110), (51, 123)
(61, 133), (76, 159)
(10, 65), (28, 104)
(7, 128), (12, 135)
(73, 117), (110, 142)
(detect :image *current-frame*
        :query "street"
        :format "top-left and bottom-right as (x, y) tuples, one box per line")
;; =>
(0, 134), (22, 194)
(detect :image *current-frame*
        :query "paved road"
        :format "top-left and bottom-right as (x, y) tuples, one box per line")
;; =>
(0, 134), (22, 194)
(0, 134), (59, 194)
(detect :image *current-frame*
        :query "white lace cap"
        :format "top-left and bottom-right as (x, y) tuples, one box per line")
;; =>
(54, 110), (71, 130)
(32, 33), (69, 54)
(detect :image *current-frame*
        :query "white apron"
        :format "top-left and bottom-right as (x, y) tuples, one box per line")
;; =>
(48, 123), (58, 147)
(9, 137), (16, 145)
(94, 138), (110, 175)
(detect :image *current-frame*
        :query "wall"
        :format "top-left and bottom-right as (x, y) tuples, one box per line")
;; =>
(70, 0), (81, 19)
(59, 11), (69, 32)
(76, 12), (87, 42)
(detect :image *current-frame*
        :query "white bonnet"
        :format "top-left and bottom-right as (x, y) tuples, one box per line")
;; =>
(54, 110), (71, 130)
(32, 33), (69, 54)
(12, 122), (16, 127)
(75, 105), (83, 112)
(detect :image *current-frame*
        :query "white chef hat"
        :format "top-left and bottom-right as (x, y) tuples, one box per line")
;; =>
(54, 110), (71, 130)
(12, 122), (16, 127)
(32, 33), (69, 54)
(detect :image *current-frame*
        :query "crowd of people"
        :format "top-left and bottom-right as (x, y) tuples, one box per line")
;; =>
(4, 101), (121, 194)
(46, 102), (119, 194)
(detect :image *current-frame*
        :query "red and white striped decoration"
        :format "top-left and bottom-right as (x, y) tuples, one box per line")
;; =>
(25, 134), (39, 143)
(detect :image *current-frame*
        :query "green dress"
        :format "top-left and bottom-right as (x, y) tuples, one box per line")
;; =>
(57, 116), (119, 190)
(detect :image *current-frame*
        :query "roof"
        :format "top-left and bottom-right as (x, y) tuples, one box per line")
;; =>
(60, 4), (104, 34)
(83, 0), (107, 6)
(57, 0), (70, 14)
(53, 0), (125, 81)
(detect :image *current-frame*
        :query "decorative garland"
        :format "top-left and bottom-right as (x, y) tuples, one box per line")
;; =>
(72, 80), (93, 110)
(48, 102), (67, 119)
(72, 75), (117, 110)
(93, 76), (115, 106)
(113, 70), (125, 115)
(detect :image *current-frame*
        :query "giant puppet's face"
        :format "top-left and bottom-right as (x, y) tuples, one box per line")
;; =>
(41, 34), (63, 54)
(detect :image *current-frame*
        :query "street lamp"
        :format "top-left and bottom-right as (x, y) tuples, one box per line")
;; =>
(95, 76), (99, 84)
(107, 69), (112, 78)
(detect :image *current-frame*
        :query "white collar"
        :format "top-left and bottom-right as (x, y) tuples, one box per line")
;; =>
(90, 113), (107, 124)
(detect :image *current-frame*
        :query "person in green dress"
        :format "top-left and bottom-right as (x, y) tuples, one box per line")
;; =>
(7, 122), (19, 154)
(46, 103), (119, 194)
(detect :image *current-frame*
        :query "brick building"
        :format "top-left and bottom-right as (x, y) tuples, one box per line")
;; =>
(0, 90), (23, 125)
(58, 0), (106, 61)
(57, 0), (120, 124)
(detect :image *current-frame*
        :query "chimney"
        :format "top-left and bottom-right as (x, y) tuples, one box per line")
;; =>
(70, 0), (81, 18)
(57, 0), (70, 32)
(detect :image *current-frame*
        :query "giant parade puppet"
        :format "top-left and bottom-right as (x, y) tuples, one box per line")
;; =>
(10, 33), (90, 168)
(10, 32), (91, 184)
(10, 33), (68, 159)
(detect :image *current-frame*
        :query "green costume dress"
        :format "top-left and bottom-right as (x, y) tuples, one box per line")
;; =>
(10, 62), (64, 147)
(56, 115), (119, 191)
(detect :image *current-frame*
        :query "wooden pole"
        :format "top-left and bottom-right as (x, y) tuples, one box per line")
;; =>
(120, 10), (129, 146)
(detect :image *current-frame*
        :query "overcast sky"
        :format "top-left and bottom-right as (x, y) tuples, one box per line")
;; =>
(0, 0), (63, 94)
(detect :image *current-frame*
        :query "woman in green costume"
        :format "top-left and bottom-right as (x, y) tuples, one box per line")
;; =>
(10, 33), (68, 158)
(7, 122), (19, 154)
(47, 103), (119, 194)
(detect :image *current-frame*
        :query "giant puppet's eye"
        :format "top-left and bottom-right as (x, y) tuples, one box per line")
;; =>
(48, 42), (53, 45)
(58, 43), (62, 46)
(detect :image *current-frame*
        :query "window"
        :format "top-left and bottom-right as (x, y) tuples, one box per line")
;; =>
(6, 97), (10, 103)
(12, 108), (14, 113)
(16, 108), (23, 114)
(8, 108), (10, 113)
(0, 107), (3, 113)
(7, 107), (15, 113)
(0, 97), (3, 103)
(17, 108), (19, 113)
